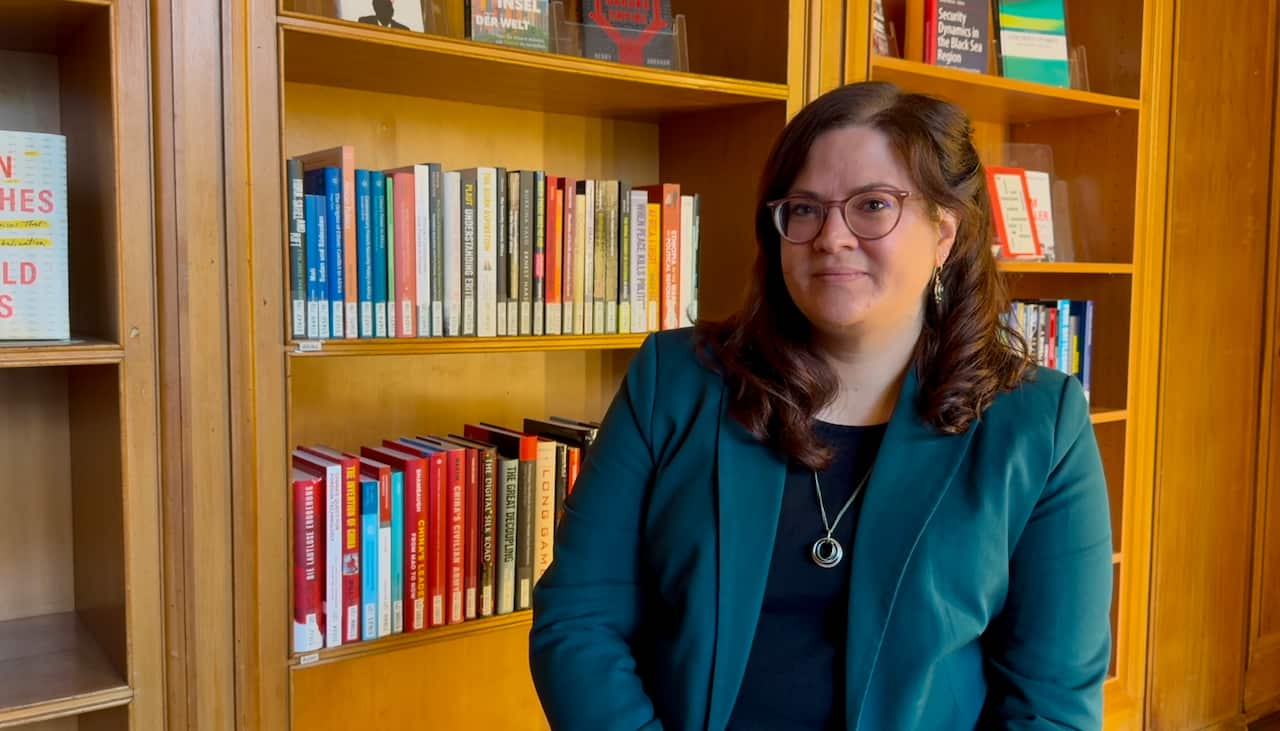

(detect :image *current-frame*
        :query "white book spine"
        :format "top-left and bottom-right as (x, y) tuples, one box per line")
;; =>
(443, 172), (463, 336)
(324, 464), (343, 647)
(378, 517), (392, 637)
(534, 440), (557, 583)
(477, 168), (498, 337)
(630, 191), (648, 333)
(680, 195), (696, 327)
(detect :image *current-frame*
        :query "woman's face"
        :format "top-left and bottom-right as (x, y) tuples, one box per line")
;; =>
(778, 125), (956, 343)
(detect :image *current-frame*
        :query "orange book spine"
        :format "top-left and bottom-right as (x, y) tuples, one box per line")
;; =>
(392, 171), (417, 337)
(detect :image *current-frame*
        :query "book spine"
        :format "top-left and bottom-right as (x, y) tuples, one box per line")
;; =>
(463, 447), (479, 620)
(392, 172), (417, 338)
(385, 176), (396, 338)
(595, 181), (608, 333)
(430, 164), (445, 337)
(561, 177), (576, 334)
(304, 195), (323, 339)
(371, 171), (388, 337)
(478, 449), (496, 617)
(1083, 300), (1094, 402)
(390, 469), (404, 633)
(460, 169), (478, 337)
(534, 170), (546, 335)
(477, 168), (498, 337)
(554, 443), (568, 529)
(567, 446), (581, 498)
(618, 181), (631, 334)
(341, 161), (358, 338)
(690, 194), (700, 324)
(576, 186), (589, 335)
(377, 467), (392, 638)
(403, 461), (427, 632)
(545, 175), (563, 335)
(497, 458), (519, 614)
(496, 167), (508, 336)
(324, 464), (342, 645)
(630, 191), (648, 333)
(507, 171), (521, 336)
(340, 460), (361, 644)
(288, 158), (306, 339)
(292, 475), (324, 652)
(520, 171), (535, 335)
(516, 452), (536, 611)
(660, 186), (681, 330)
(361, 478), (379, 641)
(680, 194), (696, 327)
(356, 170), (374, 337)
(534, 440), (557, 583)
(443, 171), (463, 337)
(583, 180), (596, 333)
(446, 450), (466, 624)
(427, 453), (447, 626)
(326, 168), (346, 339)
(415, 166), (432, 338)
(646, 201), (660, 330)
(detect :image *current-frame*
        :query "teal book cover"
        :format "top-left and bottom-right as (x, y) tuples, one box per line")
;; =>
(994, 0), (1070, 87)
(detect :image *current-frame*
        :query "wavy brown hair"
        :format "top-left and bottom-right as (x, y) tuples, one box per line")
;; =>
(696, 81), (1031, 471)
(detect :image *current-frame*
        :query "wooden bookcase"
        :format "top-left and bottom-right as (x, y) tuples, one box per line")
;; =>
(846, 0), (1171, 728)
(225, 1), (808, 728)
(0, 1), (163, 730)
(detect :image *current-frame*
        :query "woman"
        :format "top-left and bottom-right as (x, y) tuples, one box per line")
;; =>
(529, 81), (1113, 731)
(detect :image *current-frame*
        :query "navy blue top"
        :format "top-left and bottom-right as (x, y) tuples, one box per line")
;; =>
(726, 420), (888, 731)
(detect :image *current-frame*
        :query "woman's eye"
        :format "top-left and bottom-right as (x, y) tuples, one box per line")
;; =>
(790, 202), (820, 217)
(857, 197), (893, 213)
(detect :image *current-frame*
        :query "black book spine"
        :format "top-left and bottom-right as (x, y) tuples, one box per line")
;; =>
(519, 171), (535, 335)
(496, 167), (508, 336)
(516, 456), (536, 610)
(460, 169), (478, 336)
(478, 448), (497, 617)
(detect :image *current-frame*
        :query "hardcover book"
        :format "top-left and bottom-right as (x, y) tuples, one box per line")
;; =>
(337, 0), (425, 32)
(992, 0), (1070, 87)
(466, 0), (551, 52)
(582, 0), (677, 69)
(0, 130), (68, 340)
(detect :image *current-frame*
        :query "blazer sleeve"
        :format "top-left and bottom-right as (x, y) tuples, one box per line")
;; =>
(529, 334), (663, 731)
(979, 375), (1114, 730)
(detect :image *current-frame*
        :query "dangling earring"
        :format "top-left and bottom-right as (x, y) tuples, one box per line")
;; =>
(933, 266), (945, 307)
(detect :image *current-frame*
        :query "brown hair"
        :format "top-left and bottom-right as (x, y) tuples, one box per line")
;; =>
(696, 81), (1030, 471)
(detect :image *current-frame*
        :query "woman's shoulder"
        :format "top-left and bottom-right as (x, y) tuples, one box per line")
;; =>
(981, 364), (1092, 436)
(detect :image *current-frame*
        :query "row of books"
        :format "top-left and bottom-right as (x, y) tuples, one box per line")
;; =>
(289, 416), (599, 653)
(1004, 298), (1094, 401)
(287, 146), (701, 342)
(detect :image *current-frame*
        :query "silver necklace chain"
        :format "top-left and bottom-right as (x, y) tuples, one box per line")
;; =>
(810, 468), (871, 568)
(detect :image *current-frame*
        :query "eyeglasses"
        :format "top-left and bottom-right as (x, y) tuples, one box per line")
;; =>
(766, 188), (914, 244)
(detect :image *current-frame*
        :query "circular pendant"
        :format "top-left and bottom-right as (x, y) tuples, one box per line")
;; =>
(811, 536), (844, 568)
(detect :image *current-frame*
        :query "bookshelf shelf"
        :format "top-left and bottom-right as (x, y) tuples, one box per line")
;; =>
(0, 338), (123, 369)
(288, 333), (650, 358)
(0, 613), (132, 726)
(870, 56), (1140, 123)
(290, 612), (533, 668)
(279, 14), (789, 122)
(1092, 409), (1128, 424)
(999, 261), (1135, 275)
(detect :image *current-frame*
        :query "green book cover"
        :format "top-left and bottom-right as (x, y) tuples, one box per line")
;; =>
(994, 0), (1070, 87)
(466, 0), (550, 52)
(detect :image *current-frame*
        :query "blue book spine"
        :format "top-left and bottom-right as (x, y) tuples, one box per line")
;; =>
(324, 167), (346, 339)
(356, 170), (374, 338)
(371, 171), (388, 337)
(360, 478), (379, 641)
(1057, 299), (1071, 376)
(391, 469), (405, 634)
(303, 195), (323, 339)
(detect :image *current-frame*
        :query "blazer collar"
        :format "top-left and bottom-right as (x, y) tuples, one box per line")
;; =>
(706, 367), (975, 731)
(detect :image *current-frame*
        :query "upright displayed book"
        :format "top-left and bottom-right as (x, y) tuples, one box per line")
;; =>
(927, 0), (990, 72)
(337, 0), (425, 32)
(992, 0), (1070, 87)
(0, 130), (68, 341)
(582, 0), (677, 69)
(466, 0), (552, 51)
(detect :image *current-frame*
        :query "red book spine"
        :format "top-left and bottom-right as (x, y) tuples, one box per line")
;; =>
(444, 449), (466, 624)
(462, 446), (479, 620)
(567, 446), (581, 497)
(392, 171), (417, 337)
(301, 446), (361, 643)
(426, 452), (447, 627)
(291, 472), (324, 652)
(546, 175), (562, 314)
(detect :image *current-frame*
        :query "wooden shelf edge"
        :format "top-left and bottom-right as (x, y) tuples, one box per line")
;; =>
(0, 338), (123, 369)
(290, 612), (533, 668)
(871, 56), (1140, 111)
(0, 685), (133, 728)
(278, 12), (789, 103)
(999, 261), (1135, 275)
(1091, 409), (1128, 425)
(288, 333), (651, 357)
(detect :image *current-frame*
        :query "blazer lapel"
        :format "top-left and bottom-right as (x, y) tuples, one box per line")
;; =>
(707, 388), (788, 731)
(845, 368), (976, 729)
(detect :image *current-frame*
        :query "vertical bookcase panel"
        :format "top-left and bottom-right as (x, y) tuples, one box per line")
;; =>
(1096, 421), (1128, 558)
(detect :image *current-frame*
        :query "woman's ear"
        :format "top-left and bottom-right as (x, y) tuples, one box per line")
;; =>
(936, 208), (959, 268)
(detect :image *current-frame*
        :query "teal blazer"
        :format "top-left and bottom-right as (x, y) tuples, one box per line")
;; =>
(530, 328), (1113, 730)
